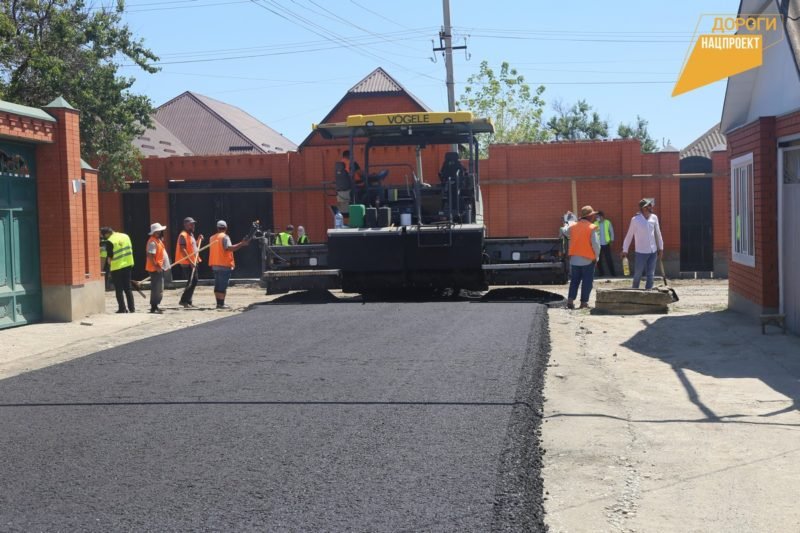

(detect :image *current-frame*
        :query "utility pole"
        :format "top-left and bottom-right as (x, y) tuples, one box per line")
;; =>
(432, 0), (467, 113)
(442, 0), (455, 112)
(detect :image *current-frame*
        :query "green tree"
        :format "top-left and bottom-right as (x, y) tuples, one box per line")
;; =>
(458, 60), (550, 155)
(617, 115), (659, 153)
(0, 0), (159, 190)
(546, 99), (609, 141)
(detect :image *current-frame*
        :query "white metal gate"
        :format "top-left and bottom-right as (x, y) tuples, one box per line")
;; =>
(779, 143), (800, 334)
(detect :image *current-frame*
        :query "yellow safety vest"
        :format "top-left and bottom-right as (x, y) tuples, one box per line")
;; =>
(595, 219), (612, 243)
(275, 232), (292, 246)
(107, 232), (134, 271)
(100, 240), (108, 259)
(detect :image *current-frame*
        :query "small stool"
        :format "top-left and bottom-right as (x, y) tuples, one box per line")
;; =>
(760, 314), (787, 335)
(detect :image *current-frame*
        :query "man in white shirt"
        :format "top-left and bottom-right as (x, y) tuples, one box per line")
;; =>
(621, 198), (664, 290)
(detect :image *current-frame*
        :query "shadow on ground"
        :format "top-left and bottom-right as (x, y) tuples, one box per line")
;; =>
(265, 288), (564, 306)
(621, 310), (800, 420)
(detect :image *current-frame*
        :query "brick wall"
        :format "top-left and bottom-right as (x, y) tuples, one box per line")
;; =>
(481, 140), (684, 262)
(726, 109), (800, 313)
(727, 117), (779, 310)
(0, 112), (55, 143)
(35, 106), (98, 287)
(103, 133), (736, 278)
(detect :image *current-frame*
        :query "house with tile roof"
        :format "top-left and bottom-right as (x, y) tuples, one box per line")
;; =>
(720, 0), (800, 333)
(680, 124), (727, 173)
(301, 67), (431, 147)
(134, 91), (297, 157)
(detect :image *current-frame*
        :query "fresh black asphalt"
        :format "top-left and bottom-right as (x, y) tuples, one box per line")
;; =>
(0, 300), (550, 532)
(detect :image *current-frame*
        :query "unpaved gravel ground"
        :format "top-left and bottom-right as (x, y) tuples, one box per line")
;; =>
(541, 279), (800, 533)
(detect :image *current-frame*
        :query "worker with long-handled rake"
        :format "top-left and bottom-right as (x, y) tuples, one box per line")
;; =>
(175, 217), (204, 308)
(145, 222), (168, 314)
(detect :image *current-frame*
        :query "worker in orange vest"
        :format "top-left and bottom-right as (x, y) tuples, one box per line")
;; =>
(175, 217), (204, 309)
(146, 222), (168, 314)
(564, 205), (600, 310)
(208, 220), (250, 309)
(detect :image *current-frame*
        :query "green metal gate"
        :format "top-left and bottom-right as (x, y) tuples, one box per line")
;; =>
(0, 141), (41, 329)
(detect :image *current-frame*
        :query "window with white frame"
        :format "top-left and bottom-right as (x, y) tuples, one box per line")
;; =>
(731, 153), (755, 267)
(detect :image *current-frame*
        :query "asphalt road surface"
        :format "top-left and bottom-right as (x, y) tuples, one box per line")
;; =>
(0, 300), (549, 532)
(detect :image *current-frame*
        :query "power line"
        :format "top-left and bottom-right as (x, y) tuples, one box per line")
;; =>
(349, 0), (412, 30)
(460, 32), (690, 44)
(247, 0), (441, 82)
(90, 0), (251, 13)
(442, 80), (676, 86)
(455, 26), (696, 36)
(119, 32), (432, 66)
(307, 0), (427, 54)
(152, 29), (431, 58)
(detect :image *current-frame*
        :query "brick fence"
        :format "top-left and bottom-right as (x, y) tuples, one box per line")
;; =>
(100, 138), (731, 278)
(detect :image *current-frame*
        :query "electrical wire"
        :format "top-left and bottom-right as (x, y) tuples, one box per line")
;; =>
(349, 0), (412, 30)
(247, 0), (441, 82)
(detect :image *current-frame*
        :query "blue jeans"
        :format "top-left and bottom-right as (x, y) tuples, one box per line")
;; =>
(633, 252), (658, 289)
(568, 263), (595, 303)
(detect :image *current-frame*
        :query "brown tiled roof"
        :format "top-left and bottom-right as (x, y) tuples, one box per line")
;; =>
(299, 68), (431, 147)
(348, 67), (404, 93)
(151, 91), (297, 156)
(133, 116), (194, 158)
(680, 123), (726, 159)
(346, 67), (431, 112)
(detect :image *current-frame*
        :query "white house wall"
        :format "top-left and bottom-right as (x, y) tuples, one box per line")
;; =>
(721, 0), (800, 132)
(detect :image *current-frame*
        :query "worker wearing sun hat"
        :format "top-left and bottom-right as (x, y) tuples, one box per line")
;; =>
(145, 222), (168, 314)
(208, 220), (251, 309)
(622, 198), (664, 290)
(564, 205), (600, 309)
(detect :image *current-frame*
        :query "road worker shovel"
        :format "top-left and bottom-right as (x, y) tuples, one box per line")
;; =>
(132, 240), (214, 297)
(658, 258), (679, 302)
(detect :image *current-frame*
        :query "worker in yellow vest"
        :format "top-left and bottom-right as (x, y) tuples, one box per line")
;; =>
(564, 206), (600, 310)
(146, 222), (168, 314)
(296, 226), (309, 245)
(101, 226), (136, 313)
(594, 211), (616, 277)
(100, 235), (112, 290)
(274, 225), (296, 246)
(208, 220), (250, 309)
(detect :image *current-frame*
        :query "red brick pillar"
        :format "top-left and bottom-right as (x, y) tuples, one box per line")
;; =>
(35, 97), (104, 321)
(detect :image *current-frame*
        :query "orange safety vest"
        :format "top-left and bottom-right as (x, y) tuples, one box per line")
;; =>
(568, 220), (598, 262)
(175, 230), (202, 266)
(208, 232), (235, 269)
(145, 236), (165, 273)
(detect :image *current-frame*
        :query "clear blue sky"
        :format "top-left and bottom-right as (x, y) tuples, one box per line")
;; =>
(118, 0), (737, 148)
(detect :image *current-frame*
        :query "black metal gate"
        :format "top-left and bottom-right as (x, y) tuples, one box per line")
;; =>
(680, 177), (713, 272)
(168, 179), (273, 279)
(122, 182), (151, 281)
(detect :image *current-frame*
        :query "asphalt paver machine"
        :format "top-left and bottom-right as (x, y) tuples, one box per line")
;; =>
(262, 111), (567, 295)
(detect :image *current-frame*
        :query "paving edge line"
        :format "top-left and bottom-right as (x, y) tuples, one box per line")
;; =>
(490, 304), (550, 532)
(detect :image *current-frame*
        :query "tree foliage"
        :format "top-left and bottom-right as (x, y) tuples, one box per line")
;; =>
(546, 99), (609, 141)
(458, 60), (549, 155)
(0, 0), (159, 190)
(617, 115), (659, 153)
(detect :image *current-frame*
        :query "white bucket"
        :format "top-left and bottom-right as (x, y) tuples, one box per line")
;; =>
(400, 213), (412, 226)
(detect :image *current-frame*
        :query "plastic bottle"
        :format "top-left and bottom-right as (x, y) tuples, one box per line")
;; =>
(622, 256), (630, 276)
(334, 211), (344, 229)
